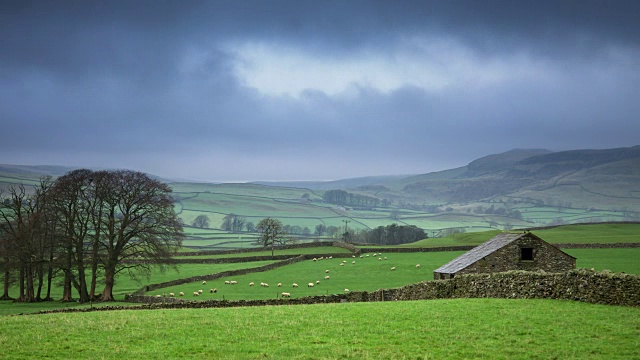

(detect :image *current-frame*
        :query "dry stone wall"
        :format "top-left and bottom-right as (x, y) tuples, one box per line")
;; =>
(123, 269), (639, 309)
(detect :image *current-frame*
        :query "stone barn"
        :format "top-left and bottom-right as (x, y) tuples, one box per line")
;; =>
(433, 232), (576, 280)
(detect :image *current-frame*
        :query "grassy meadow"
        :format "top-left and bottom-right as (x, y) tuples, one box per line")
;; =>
(0, 299), (638, 359)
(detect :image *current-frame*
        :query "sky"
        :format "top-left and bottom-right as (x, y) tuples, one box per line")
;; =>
(1, 1), (639, 182)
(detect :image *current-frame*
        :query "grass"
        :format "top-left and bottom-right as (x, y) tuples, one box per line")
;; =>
(0, 298), (637, 359)
(564, 248), (640, 274)
(148, 252), (464, 300)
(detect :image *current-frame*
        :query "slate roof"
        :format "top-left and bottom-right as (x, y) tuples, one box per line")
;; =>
(434, 232), (528, 274)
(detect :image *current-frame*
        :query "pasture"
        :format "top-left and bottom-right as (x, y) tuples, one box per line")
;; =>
(147, 252), (465, 300)
(0, 299), (637, 359)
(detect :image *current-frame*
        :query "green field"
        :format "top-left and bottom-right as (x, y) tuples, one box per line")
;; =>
(407, 223), (640, 247)
(148, 252), (464, 300)
(0, 299), (637, 359)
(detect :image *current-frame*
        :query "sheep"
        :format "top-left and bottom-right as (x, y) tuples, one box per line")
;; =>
(352, 261), (356, 264)
(308, 282), (314, 287)
(198, 289), (203, 293)
(249, 282), (255, 286)
(292, 283), (299, 287)
(340, 263), (345, 266)
(213, 288), (218, 293)
(193, 292), (199, 296)
(179, 291), (185, 296)
(391, 267), (396, 271)
(230, 280), (238, 285)
(343, 288), (350, 293)
(324, 276), (330, 280)
(384, 257), (387, 260)
(225, 281), (230, 285)
(352, 255), (356, 258)
(202, 280), (207, 285)
(313, 258), (317, 262)
(277, 283), (283, 287)
(155, 294), (162, 298)
(316, 280), (320, 284)
(328, 256), (333, 259)
(373, 253), (377, 256)
(366, 254), (370, 257)
(169, 293), (175, 297)
(263, 283), (269, 287)
(378, 257), (382, 261)
(359, 255), (363, 258)
(209, 288), (215, 293)
(281, 292), (291, 298)
(416, 264), (421, 268)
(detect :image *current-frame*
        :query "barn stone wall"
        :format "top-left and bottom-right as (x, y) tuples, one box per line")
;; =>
(455, 235), (575, 276)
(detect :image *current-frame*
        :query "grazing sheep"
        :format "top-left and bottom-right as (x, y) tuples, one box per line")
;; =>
(198, 289), (203, 293)
(169, 293), (175, 297)
(391, 267), (396, 271)
(281, 292), (291, 298)
(155, 294), (162, 298)
(316, 280), (320, 284)
(360, 255), (363, 258)
(344, 288), (350, 293)
(352, 255), (356, 258)
(378, 257), (382, 261)
(416, 264), (421, 268)
(366, 254), (370, 257)
(384, 257), (387, 260)
(213, 288), (218, 293)
(328, 256), (333, 259)
(225, 281), (230, 285)
(179, 292), (185, 296)
(325, 270), (330, 273)
(193, 292), (199, 296)
(292, 283), (299, 287)
(277, 283), (283, 287)
(202, 280), (206, 285)
(308, 282), (314, 287)
(340, 263), (345, 266)
(230, 280), (238, 285)
(373, 253), (377, 256)
(264, 283), (269, 287)
(249, 282), (255, 286)
(313, 258), (317, 262)
(352, 261), (356, 264)
(324, 276), (330, 280)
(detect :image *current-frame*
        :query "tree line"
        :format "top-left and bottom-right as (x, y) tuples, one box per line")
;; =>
(349, 224), (427, 245)
(322, 190), (381, 208)
(0, 169), (183, 303)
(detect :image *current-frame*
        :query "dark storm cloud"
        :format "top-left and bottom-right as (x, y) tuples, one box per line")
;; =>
(1, 1), (639, 181)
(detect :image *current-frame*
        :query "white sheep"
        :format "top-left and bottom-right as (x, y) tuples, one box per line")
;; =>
(263, 283), (269, 287)
(325, 270), (330, 273)
(277, 283), (283, 287)
(308, 282), (314, 287)
(352, 261), (356, 264)
(169, 293), (175, 297)
(340, 263), (345, 266)
(155, 294), (162, 298)
(225, 281), (230, 285)
(344, 288), (350, 293)
(384, 257), (387, 260)
(209, 288), (215, 293)
(193, 292), (199, 296)
(230, 280), (238, 285)
(313, 258), (317, 262)
(202, 280), (207, 285)
(316, 280), (320, 284)
(378, 257), (382, 261)
(212, 288), (218, 293)
(373, 253), (377, 256)
(391, 267), (396, 271)
(281, 292), (291, 298)
(416, 264), (421, 268)
(249, 282), (255, 286)
(179, 291), (185, 296)
(292, 283), (299, 287)
(324, 276), (330, 280)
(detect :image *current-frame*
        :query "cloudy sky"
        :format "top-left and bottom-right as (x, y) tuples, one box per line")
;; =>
(1, 1), (639, 182)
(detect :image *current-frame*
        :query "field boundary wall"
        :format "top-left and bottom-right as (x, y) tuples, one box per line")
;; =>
(116, 269), (639, 310)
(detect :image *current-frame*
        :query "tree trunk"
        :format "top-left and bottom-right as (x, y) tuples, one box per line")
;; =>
(101, 266), (116, 301)
(25, 262), (35, 302)
(61, 270), (73, 302)
(0, 270), (12, 300)
(18, 267), (25, 302)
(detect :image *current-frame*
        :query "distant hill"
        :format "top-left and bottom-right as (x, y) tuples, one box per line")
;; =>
(251, 175), (413, 191)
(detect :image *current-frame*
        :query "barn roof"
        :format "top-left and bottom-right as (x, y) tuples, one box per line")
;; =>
(434, 232), (531, 274)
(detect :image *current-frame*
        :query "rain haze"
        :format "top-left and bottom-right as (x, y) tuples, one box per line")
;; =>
(1, 1), (639, 182)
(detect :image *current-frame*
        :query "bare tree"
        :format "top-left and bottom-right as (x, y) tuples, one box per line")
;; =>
(191, 214), (210, 228)
(256, 218), (288, 256)
(97, 170), (183, 301)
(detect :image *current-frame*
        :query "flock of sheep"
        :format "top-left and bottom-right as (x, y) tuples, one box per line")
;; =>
(163, 252), (422, 300)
